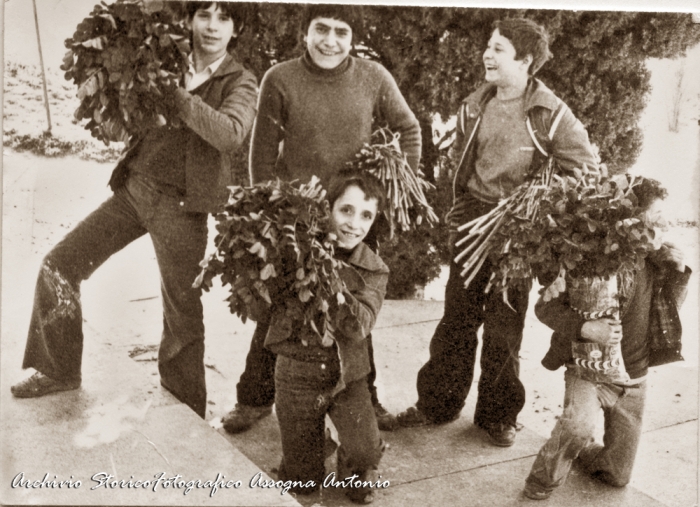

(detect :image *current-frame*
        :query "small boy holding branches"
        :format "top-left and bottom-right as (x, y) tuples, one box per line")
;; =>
(523, 177), (691, 500)
(268, 170), (389, 504)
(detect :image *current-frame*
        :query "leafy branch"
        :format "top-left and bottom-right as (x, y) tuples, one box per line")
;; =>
(60, 0), (190, 146)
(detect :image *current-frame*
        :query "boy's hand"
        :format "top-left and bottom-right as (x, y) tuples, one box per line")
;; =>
(321, 322), (335, 347)
(658, 241), (685, 272)
(580, 318), (622, 345)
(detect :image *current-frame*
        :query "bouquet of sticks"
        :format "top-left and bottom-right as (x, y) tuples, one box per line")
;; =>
(454, 157), (558, 292)
(349, 128), (439, 238)
(194, 177), (351, 341)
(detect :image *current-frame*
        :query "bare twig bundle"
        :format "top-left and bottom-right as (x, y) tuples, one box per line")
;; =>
(350, 128), (439, 238)
(454, 158), (556, 289)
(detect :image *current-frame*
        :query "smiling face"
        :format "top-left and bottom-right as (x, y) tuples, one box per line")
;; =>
(305, 17), (353, 69)
(330, 185), (378, 250)
(483, 29), (532, 90)
(189, 4), (235, 67)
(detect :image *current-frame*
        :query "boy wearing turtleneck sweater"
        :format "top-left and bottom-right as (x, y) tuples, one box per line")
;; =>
(221, 4), (421, 436)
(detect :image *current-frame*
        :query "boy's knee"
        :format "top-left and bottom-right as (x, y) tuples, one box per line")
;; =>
(591, 470), (630, 487)
(337, 439), (385, 475)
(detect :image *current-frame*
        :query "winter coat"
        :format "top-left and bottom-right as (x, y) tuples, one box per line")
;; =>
(108, 52), (258, 213)
(265, 242), (389, 395)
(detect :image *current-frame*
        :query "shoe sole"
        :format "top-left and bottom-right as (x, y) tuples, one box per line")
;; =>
(11, 383), (79, 399)
(489, 438), (515, 447)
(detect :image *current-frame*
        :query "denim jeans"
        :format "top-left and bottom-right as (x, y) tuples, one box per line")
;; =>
(21, 174), (209, 417)
(274, 355), (384, 493)
(526, 368), (647, 492)
(415, 197), (529, 426)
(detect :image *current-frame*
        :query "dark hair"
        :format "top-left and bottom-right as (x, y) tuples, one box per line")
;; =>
(185, 2), (249, 51)
(326, 169), (386, 217)
(493, 18), (553, 76)
(300, 4), (364, 41)
(629, 176), (668, 211)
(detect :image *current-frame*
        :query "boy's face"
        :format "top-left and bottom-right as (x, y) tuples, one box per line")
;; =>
(331, 185), (378, 250)
(483, 29), (531, 87)
(188, 4), (235, 61)
(305, 17), (353, 70)
(644, 199), (667, 248)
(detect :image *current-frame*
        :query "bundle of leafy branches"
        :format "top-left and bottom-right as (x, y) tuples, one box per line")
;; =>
(61, 0), (190, 146)
(349, 128), (438, 239)
(454, 158), (557, 290)
(486, 170), (666, 298)
(194, 177), (351, 340)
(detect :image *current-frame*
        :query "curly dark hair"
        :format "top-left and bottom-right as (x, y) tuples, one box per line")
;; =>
(493, 18), (553, 76)
(299, 4), (364, 41)
(185, 2), (249, 51)
(629, 175), (668, 211)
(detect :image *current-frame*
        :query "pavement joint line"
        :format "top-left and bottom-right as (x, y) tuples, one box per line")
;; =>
(375, 318), (441, 329)
(643, 417), (698, 434)
(387, 454), (539, 488)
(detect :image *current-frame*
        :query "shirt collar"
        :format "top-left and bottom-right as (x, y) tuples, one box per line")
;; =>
(187, 52), (228, 78)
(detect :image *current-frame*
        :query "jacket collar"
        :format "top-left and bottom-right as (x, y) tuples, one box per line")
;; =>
(465, 77), (560, 115)
(208, 52), (246, 80)
(347, 242), (389, 274)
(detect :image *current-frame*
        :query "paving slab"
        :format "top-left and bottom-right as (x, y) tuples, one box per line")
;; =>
(374, 457), (665, 507)
(0, 330), (298, 506)
(632, 420), (698, 507)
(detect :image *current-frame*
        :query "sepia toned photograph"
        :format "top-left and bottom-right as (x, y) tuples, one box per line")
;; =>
(2, 0), (698, 505)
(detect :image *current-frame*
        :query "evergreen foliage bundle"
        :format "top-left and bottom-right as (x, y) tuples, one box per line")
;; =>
(61, 0), (189, 145)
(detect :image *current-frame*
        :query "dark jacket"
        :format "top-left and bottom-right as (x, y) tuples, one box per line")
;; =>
(538, 255), (691, 379)
(449, 78), (599, 205)
(108, 53), (258, 213)
(265, 242), (389, 395)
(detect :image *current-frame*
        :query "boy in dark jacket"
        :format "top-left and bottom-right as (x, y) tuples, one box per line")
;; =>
(11, 2), (258, 418)
(223, 3), (420, 434)
(269, 171), (389, 504)
(523, 179), (691, 500)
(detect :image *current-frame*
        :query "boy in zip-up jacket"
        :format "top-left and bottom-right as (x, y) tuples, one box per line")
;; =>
(523, 178), (691, 500)
(396, 18), (599, 448)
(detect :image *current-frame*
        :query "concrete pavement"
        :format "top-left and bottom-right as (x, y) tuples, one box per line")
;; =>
(1, 152), (698, 506)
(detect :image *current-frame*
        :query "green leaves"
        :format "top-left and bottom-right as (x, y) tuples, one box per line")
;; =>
(62, 0), (189, 146)
(193, 178), (349, 333)
(488, 170), (666, 296)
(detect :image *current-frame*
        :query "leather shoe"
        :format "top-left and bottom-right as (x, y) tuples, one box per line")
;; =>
(374, 403), (399, 431)
(221, 403), (272, 434)
(396, 406), (431, 428)
(11, 372), (80, 398)
(478, 421), (517, 447)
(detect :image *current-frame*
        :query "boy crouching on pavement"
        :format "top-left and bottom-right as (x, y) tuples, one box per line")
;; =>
(524, 177), (692, 500)
(268, 171), (389, 504)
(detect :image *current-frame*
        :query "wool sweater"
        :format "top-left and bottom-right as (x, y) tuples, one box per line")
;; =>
(449, 78), (599, 206)
(537, 257), (691, 382)
(249, 52), (421, 186)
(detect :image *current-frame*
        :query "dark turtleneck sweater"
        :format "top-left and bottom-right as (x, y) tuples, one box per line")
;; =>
(250, 51), (422, 187)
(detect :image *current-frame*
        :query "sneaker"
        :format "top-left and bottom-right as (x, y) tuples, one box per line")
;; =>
(523, 482), (552, 500)
(11, 372), (80, 398)
(478, 421), (517, 447)
(373, 403), (399, 431)
(396, 406), (431, 428)
(221, 403), (272, 434)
